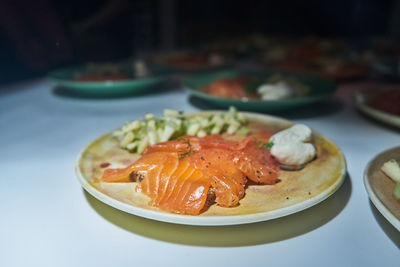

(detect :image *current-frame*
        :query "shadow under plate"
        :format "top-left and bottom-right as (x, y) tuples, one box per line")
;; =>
(83, 173), (352, 247)
(370, 200), (400, 249)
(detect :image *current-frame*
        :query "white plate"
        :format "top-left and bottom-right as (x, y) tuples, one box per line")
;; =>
(364, 147), (400, 231)
(76, 111), (346, 226)
(355, 88), (400, 128)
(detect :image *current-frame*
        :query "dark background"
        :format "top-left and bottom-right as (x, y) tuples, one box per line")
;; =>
(0, 0), (398, 84)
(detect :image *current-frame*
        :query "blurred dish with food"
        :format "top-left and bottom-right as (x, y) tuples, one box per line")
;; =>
(151, 50), (232, 72)
(260, 37), (369, 81)
(184, 70), (337, 112)
(48, 60), (172, 96)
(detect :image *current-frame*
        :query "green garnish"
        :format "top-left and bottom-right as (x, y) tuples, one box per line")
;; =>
(177, 150), (191, 159)
(177, 140), (195, 159)
(264, 141), (274, 150)
(253, 137), (262, 149)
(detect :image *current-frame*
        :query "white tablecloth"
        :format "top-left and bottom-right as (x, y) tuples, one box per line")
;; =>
(1, 79), (399, 267)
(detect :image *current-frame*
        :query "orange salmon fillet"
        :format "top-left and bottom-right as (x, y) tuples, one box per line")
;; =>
(99, 133), (280, 215)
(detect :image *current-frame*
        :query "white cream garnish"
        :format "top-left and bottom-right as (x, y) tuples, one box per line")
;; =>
(257, 81), (294, 100)
(269, 124), (316, 166)
(270, 124), (312, 144)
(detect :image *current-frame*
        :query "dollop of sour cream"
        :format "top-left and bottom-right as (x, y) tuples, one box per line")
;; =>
(269, 124), (316, 166)
(257, 81), (294, 100)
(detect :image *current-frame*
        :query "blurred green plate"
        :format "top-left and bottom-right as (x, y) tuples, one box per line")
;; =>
(48, 63), (173, 96)
(184, 70), (337, 112)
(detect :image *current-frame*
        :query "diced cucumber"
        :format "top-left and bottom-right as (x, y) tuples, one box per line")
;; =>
(145, 113), (155, 120)
(393, 183), (400, 200)
(237, 127), (250, 136)
(114, 108), (249, 153)
(166, 118), (182, 130)
(113, 129), (124, 137)
(148, 130), (158, 145)
(123, 120), (141, 132)
(126, 141), (138, 151)
(381, 159), (400, 183)
(156, 128), (164, 142)
(120, 131), (134, 147)
(228, 106), (237, 114)
(227, 124), (239, 134)
(211, 125), (222, 134)
(237, 113), (246, 123)
(187, 123), (200, 136)
(137, 136), (149, 154)
(161, 125), (176, 142)
(164, 109), (182, 117)
(199, 118), (210, 127)
(197, 130), (207, 137)
(147, 119), (156, 129)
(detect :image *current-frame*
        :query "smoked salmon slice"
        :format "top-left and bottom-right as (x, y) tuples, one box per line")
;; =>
(101, 150), (211, 215)
(234, 136), (280, 185)
(189, 148), (247, 207)
(99, 133), (280, 215)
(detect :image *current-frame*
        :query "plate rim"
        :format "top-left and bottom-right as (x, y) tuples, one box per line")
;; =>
(76, 111), (347, 226)
(48, 71), (168, 87)
(354, 89), (400, 128)
(363, 146), (400, 231)
(47, 64), (172, 89)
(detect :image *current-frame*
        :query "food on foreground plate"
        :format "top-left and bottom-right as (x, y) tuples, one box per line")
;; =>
(100, 110), (316, 215)
(202, 74), (310, 101)
(113, 107), (249, 154)
(381, 159), (400, 200)
(269, 124), (316, 167)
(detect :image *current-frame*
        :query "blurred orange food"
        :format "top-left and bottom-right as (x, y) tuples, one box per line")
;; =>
(203, 77), (258, 99)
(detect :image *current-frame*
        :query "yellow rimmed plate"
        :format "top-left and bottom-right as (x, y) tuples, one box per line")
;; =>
(76, 111), (346, 225)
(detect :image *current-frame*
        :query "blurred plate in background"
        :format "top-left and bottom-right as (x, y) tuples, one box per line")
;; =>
(184, 69), (337, 112)
(48, 62), (173, 96)
(355, 85), (400, 128)
(151, 50), (233, 72)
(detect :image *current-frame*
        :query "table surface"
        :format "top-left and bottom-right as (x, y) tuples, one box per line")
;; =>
(1, 78), (399, 267)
